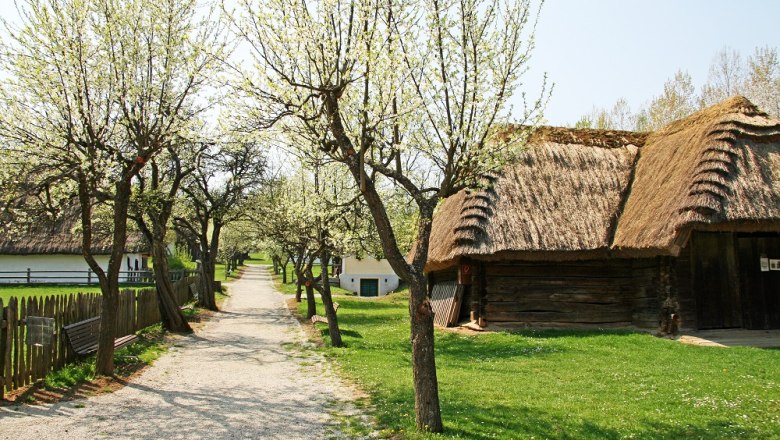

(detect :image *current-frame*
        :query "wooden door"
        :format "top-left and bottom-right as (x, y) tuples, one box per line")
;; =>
(737, 235), (780, 329)
(360, 279), (379, 297)
(692, 232), (742, 329)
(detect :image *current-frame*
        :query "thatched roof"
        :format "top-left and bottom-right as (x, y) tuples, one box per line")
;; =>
(613, 96), (780, 255)
(426, 96), (780, 271)
(0, 206), (149, 255)
(426, 126), (646, 271)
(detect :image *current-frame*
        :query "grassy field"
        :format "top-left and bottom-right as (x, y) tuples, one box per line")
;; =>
(0, 284), (149, 304)
(299, 292), (780, 439)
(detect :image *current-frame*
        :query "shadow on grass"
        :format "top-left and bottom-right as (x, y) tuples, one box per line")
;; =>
(366, 394), (761, 440)
(431, 403), (758, 440)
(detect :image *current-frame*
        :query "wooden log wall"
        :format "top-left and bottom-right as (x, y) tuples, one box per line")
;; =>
(479, 259), (662, 328)
(0, 276), (198, 397)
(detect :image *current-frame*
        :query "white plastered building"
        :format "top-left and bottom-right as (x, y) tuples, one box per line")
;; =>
(338, 256), (399, 297)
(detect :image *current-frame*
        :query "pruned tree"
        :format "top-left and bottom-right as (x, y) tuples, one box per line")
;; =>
(0, 0), (222, 375)
(174, 138), (267, 310)
(229, 0), (547, 431)
(130, 142), (207, 333)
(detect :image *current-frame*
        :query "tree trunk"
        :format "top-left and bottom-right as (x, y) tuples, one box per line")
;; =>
(408, 273), (442, 432)
(272, 256), (279, 274)
(94, 177), (135, 376)
(282, 262), (288, 284)
(95, 278), (118, 376)
(197, 222), (221, 311)
(295, 280), (303, 302)
(319, 251), (343, 347)
(304, 282), (316, 318)
(198, 256), (217, 310)
(151, 240), (192, 333)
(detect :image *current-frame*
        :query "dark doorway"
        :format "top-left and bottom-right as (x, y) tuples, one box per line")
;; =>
(691, 232), (742, 329)
(360, 278), (379, 297)
(737, 234), (780, 329)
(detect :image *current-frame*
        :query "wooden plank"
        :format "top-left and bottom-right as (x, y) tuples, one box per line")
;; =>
(21, 298), (29, 387)
(485, 262), (633, 278)
(430, 281), (463, 327)
(486, 309), (632, 323)
(0, 298), (4, 399)
(6, 297), (19, 390)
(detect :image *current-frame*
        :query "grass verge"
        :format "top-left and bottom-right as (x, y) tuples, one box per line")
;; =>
(297, 292), (780, 439)
(0, 284), (149, 303)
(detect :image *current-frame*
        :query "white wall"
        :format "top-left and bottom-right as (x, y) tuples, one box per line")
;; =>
(0, 253), (146, 284)
(342, 256), (395, 275)
(339, 256), (400, 296)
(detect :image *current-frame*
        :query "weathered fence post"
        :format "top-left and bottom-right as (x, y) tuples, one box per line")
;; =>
(0, 298), (6, 400)
(26, 268), (31, 284)
(87, 270), (91, 285)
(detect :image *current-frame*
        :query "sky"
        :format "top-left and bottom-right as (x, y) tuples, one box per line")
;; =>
(523, 0), (780, 126)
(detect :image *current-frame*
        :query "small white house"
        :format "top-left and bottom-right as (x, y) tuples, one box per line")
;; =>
(338, 256), (399, 297)
(0, 231), (149, 284)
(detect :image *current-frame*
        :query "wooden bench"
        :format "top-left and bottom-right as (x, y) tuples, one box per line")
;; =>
(310, 303), (340, 324)
(62, 316), (138, 356)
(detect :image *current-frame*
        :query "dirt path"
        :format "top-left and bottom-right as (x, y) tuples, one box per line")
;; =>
(0, 265), (357, 439)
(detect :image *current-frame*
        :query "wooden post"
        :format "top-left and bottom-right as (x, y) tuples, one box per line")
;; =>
(0, 299), (6, 400)
(87, 269), (92, 285)
(26, 268), (31, 284)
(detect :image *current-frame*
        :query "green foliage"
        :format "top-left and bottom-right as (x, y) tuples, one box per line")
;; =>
(44, 362), (96, 389)
(115, 324), (167, 364)
(302, 293), (780, 439)
(168, 246), (196, 271)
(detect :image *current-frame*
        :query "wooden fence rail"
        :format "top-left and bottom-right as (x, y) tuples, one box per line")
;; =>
(0, 276), (199, 399)
(0, 269), (198, 285)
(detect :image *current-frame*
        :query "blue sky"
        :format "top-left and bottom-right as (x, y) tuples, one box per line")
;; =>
(523, 0), (780, 126)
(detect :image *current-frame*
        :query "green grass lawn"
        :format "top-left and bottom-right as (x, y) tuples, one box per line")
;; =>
(0, 284), (151, 304)
(299, 292), (780, 439)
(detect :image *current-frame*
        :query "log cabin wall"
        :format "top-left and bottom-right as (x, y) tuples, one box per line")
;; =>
(675, 231), (780, 330)
(674, 244), (696, 329)
(479, 259), (661, 328)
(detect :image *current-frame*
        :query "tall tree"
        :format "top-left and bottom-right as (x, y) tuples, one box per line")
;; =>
(700, 47), (745, 108)
(0, 0), (221, 374)
(230, 0), (547, 431)
(745, 46), (780, 117)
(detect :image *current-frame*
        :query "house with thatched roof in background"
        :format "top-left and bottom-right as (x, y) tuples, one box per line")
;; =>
(0, 207), (149, 284)
(426, 96), (780, 331)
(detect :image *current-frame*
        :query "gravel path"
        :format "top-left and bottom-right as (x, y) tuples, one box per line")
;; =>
(0, 265), (357, 439)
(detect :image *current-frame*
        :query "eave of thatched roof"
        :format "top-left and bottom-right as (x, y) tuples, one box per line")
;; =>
(612, 96), (780, 255)
(0, 204), (149, 255)
(426, 126), (645, 271)
(0, 232), (148, 255)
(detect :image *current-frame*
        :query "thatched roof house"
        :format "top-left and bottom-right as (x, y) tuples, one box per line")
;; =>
(0, 207), (148, 255)
(426, 96), (780, 331)
(0, 206), (149, 283)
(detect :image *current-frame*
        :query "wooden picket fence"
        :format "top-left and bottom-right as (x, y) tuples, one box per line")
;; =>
(0, 276), (199, 398)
